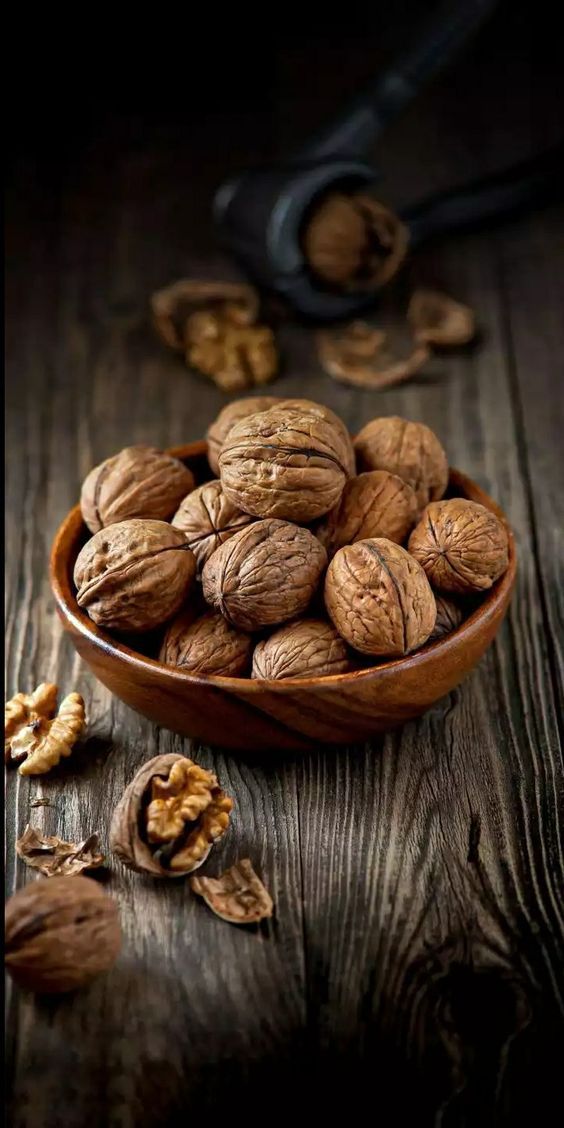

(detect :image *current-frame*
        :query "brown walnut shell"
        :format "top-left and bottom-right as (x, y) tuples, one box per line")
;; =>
(324, 537), (436, 657)
(219, 405), (353, 522)
(202, 519), (327, 632)
(5, 875), (121, 993)
(407, 289), (476, 348)
(151, 279), (259, 351)
(206, 396), (283, 475)
(408, 498), (509, 594)
(316, 470), (418, 559)
(171, 480), (256, 573)
(252, 618), (351, 679)
(80, 445), (195, 534)
(429, 594), (465, 642)
(160, 609), (253, 677)
(353, 416), (448, 510)
(74, 519), (196, 633)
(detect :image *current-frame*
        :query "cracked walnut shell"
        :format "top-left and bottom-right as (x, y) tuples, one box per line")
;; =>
(202, 519), (327, 632)
(80, 445), (195, 534)
(407, 289), (476, 348)
(316, 470), (418, 559)
(219, 405), (353, 522)
(5, 875), (121, 993)
(74, 519), (196, 632)
(354, 416), (448, 511)
(172, 480), (255, 573)
(5, 684), (85, 776)
(110, 754), (233, 878)
(160, 609), (253, 677)
(408, 499), (509, 594)
(190, 860), (274, 925)
(325, 538), (436, 656)
(252, 618), (350, 679)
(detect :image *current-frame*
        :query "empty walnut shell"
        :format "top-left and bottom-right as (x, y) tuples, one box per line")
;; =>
(160, 609), (253, 676)
(429, 594), (465, 642)
(325, 538), (436, 656)
(252, 618), (351, 679)
(202, 519), (327, 632)
(5, 875), (121, 993)
(206, 396), (283, 475)
(407, 288), (476, 348)
(171, 480), (256, 573)
(353, 416), (449, 510)
(316, 471), (418, 559)
(408, 498), (509, 594)
(219, 405), (353, 522)
(80, 445), (195, 534)
(74, 519), (196, 633)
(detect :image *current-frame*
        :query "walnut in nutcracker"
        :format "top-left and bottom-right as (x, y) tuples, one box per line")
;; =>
(408, 498), (509, 593)
(219, 404), (354, 522)
(160, 609), (253, 677)
(316, 470), (418, 559)
(202, 519), (327, 632)
(80, 445), (195, 534)
(325, 538), (436, 657)
(252, 619), (351, 679)
(172, 480), (256, 573)
(110, 754), (233, 878)
(74, 519), (196, 633)
(353, 416), (448, 510)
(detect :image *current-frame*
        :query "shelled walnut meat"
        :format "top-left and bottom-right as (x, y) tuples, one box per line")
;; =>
(316, 470), (418, 559)
(252, 619), (351, 679)
(110, 754), (233, 878)
(172, 480), (256, 573)
(74, 519), (196, 632)
(5, 683), (85, 776)
(354, 416), (449, 511)
(408, 499), (509, 594)
(80, 445), (195, 534)
(160, 609), (253, 677)
(202, 519), (327, 632)
(325, 538), (436, 656)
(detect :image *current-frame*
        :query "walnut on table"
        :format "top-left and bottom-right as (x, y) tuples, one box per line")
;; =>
(5, 683), (85, 776)
(16, 825), (104, 877)
(171, 479), (256, 573)
(80, 445), (195, 534)
(160, 609), (253, 677)
(408, 498), (509, 594)
(353, 415), (449, 511)
(190, 859), (274, 925)
(317, 321), (430, 390)
(315, 470), (418, 559)
(407, 288), (476, 348)
(252, 618), (351, 679)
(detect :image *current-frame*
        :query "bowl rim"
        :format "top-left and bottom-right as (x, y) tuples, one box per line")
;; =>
(50, 442), (517, 692)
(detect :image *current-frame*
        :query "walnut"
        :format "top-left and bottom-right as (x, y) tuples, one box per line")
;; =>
(252, 618), (350, 679)
(353, 416), (449, 510)
(190, 860), (274, 925)
(408, 499), (509, 594)
(5, 875), (121, 993)
(16, 825), (104, 877)
(80, 445), (195, 534)
(202, 519), (327, 632)
(171, 480), (255, 573)
(219, 404), (353, 522)
(317, 322), (430, 389)
(324, 538), (436, 656)
(160, 609), (253, 677)
(303, 192), (409, 291)
(316, 471), (418, 559)
(275, 398), (356, 477)
(110, 754), (233, 878)
(5, 685), (85, 776)
(151, 279), (259, 351)
(428, 594), (465, 642)
(74, 519), (196, 633)
(206, 396), (284, 475)
(187, 315), (278, 392)
(407, 289), (476, 348)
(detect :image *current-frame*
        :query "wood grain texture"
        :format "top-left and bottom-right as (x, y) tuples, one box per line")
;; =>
(6, 9), (564, 1124)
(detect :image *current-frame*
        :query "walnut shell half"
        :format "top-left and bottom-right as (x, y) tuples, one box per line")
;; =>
(408, 498), (509, 594)
(160, 609), (253, 677)
(316, 470), (417, 559)
(172, 480), (256, 573)
(80, 445), (195, 534)
(252, 618), (351, 679)
(325, 538), (436, 656)
(353, 416), (448, 510)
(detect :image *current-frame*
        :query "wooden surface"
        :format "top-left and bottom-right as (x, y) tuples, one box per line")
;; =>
(6, 8), (564, 1125)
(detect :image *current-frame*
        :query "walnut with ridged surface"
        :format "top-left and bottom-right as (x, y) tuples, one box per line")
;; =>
(408, 498), (509, 594)
(171, 479), (255, 573)
(80, 445), (195, 534)
(353, 416), (448, 510)
(160, 609), (253, 677)
(252, 618), (350, 679)
(316, 470), (417, 559)
(428, 594), (466, 642)
(206, 396), (284, 475)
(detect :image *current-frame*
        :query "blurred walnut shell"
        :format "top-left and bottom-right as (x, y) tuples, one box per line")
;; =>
(219, 405), (352, 522)
(202, 519), (327, 632)
(171, 480), (255, 573)
(206, 396), (283, 475)
(316, 470), (417, 558)
(325, 537), (436, 656)
(353, 416), (448, 510)
(252, 618), (350, 679)
(80, 445), (195, 534)
(407, 289), (475, 348)
(5, 875), (121, 993)
(429, 594), (465, 642)
(303, 193), (409, 292)
(151, 279), (259, 351)
(74, 519), (196, 633)
(160, 609), (253, 676)
(408, 499), (509, 594)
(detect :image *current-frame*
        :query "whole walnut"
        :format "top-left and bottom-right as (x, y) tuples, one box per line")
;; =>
(171, 479), (255, 572)
(206, 396), (283, 475)
(80, 445), (195, 534)
(5, 875), (121, 993)
(429, 594), (465, 642)
(353, 416), (448, 510)
(202, 519), (327, 632)
(325, 537), (436, 656)
(160, 609), (253, 676)
(219, 405), (353, 522)
(316, 470), (417, 558)
(252, 618), (351, 679)
(276, 399), (356, 477)
(408, 498), (509, 593)
(74, 519), (196, 633)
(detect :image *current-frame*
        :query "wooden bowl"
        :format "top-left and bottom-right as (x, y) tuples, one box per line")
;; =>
(50, 442), (516, 752)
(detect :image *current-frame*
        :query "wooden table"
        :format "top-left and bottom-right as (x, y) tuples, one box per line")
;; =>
(6, 11), (564, 1125)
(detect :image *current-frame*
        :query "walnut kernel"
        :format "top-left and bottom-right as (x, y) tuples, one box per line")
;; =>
(5, 685), (85, 776)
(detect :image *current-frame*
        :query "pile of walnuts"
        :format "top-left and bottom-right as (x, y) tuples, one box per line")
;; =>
(73, 398), (510, 679)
